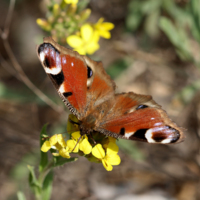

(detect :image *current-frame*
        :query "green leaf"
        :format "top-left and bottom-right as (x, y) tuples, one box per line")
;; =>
(189, 0), (200, 43)
(17, 191), (26, 200)
(145, 9), (160, 38)
(159, 17), (192, 61)
(126, 12), (143, 31)
(53, 156), (78, 167)
(126, 0), (143, 31)
(141, 0), (162, 15)
(39, 124), (49, 172)
(41, 171), (53, 200)
(28, 165), (40, 188)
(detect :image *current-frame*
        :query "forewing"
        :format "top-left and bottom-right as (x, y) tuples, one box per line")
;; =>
(37, 37), (116, 120)
(37, 37), (87, 118)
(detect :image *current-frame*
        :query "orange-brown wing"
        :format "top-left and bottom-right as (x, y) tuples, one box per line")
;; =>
(94, 93), (184, 144)
(37, 37), (115, 119)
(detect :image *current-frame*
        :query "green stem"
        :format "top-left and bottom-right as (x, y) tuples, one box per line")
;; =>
(38, 160), (54, 186)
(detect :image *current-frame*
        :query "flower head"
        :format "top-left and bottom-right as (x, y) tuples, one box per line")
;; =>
(92, 140), (121, 171)
(41, 134), (71, 158)
(67, 23), (100, 55)
(67, 131), (92, 155)
(94, 18), (115, 39)
(41, 115), (121, 171)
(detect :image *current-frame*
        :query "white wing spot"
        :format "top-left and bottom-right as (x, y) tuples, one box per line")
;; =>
(161, 138), (172, 144)
(145, 129), (157, 143)
(39, 52), (45, 62)
(59, 84), (65, 93)
(124, 132), (134, 139)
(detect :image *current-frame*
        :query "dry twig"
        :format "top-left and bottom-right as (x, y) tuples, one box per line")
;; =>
(0, 0), (63, 113)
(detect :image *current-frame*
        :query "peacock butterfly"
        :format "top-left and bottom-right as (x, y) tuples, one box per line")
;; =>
(37, 37), (184, 144)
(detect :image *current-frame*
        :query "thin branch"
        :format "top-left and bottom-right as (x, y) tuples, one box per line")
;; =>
(2, 0), (15, 40)
(2, 39), (63, 112)
(0, 0), (63, 113)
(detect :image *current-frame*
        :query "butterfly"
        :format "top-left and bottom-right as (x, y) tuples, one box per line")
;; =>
(37, 37), (184, 144)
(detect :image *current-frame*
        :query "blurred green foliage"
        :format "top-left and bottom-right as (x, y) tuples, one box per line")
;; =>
(126, 0), (200, 63)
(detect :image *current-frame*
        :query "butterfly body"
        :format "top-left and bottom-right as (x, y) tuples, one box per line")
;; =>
(37, 37), (184, 144)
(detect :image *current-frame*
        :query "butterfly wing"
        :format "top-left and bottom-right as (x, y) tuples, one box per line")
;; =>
(37, 37), (115, 120)
(93, 93), (184, 144)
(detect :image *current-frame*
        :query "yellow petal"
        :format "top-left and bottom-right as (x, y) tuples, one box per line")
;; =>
(107, 142), (119, 155)
(67, 139), (79, 153)
(105, 154), (121, 165)
(81, 24), (93, 42)
(92, 144), (105, 159)
(92, 31), (100, 42)
(102, 159), (113, 171)
(74, 47), (86, 55)
(95, 17), (104, 26)
(71, 131), (81, 141)
(86, 41), (100, 55)
(49, 134), (66, 148)
(59, 148), (71, 158)
(98, 30), (111, 39)
(65, 0), (78, 4)
(101, 22), (115, 31)
(41, 141), (51, 152)
(79, 138), (92, 154)
(67, 35), (83, 48)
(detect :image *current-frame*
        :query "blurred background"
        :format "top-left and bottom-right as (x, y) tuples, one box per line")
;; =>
(0, 0), (200, 199)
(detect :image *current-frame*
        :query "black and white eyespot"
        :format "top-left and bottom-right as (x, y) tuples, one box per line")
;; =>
(145, 126), (180, 144)
(136, 104), (148, 110)
(38, 43), (62, 75)
(87, 66), (94, 87)
(87, 66), (93, 78)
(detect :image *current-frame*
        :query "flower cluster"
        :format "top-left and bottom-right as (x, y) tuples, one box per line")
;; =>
(41, 115), (121, 171)
(37, 0), (114, 55)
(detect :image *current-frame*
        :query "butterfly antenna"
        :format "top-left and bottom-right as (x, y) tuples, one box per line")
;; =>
(71, 136), (82, 152)
(89, 132), (96, 145)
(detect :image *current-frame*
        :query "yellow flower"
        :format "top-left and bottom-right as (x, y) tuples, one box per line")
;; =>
(67, 131), (93, 155)
(67, 23), (100, 55)
(64, 0), (78, 4)
(53, 4), (59, 16)
(92, 142), (121, 171)
(41, 134), (71, 158)
(94, 18), (114, 39)
(36, 18), (51, 31)
(41, 134), (66, 152)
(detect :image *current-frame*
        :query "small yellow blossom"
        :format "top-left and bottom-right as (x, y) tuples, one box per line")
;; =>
(41, 134), (66, 152)
(67, 131), (92, 154)
(36, 18), (51, 31)
(64, 0), (78, 5)
(41, 134), (71, 158)
(94, 18), (114, 39)
(92, 142), (121, 171)
(67, 23), (100, 55)
(53, 4), (59, 16)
